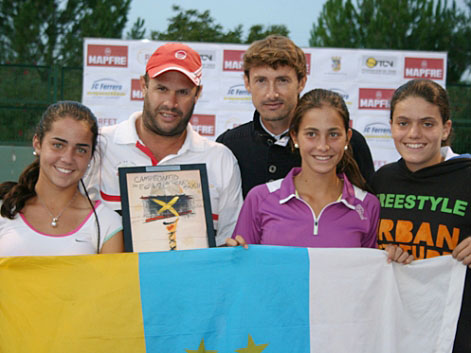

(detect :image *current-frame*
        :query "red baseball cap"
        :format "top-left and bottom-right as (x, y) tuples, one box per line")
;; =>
(146, 43), (202, 86)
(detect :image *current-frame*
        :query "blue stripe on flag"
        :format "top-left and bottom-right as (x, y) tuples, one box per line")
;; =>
(139, 245), (310, 352)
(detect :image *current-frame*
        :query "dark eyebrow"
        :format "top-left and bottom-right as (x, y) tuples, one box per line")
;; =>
(76, 143), (91, 148)
(52, 137), (90, 148)
(303, 127), (342, 131)
(394, 115), (410, 120)
(154, 83), (168, 89)
(395, 116), (436, 121)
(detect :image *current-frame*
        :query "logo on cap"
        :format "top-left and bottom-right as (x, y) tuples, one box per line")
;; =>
(175, 50), (187, 60)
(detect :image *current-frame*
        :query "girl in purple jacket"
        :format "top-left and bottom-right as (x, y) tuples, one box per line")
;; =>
(227, 89), (380, 249)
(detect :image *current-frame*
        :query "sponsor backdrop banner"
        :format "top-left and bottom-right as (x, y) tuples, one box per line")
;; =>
(83, 38), (447, 168)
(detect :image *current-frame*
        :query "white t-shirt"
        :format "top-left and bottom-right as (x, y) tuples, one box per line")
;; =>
(0, 201), (122, 257)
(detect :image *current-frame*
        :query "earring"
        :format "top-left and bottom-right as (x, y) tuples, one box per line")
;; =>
(344, 145), (348, 151)
(33, 151), (37, 156)
(294, 143), (299, 149)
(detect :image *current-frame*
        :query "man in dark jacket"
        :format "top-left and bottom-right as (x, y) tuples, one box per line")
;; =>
(217, 35), (374, 197)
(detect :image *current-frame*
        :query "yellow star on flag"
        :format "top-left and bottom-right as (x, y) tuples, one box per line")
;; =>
(185, 339), (218, 353)
(235, 335), (269, 353)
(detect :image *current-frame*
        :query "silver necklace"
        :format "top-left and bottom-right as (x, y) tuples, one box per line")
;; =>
(36, 190), (78, 227)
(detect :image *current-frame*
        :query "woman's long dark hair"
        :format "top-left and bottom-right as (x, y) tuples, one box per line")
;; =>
(0, 101), (101, 252)
(290, 89), (368, 191)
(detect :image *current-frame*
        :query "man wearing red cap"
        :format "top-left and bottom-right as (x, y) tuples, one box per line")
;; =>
(86, 43), (243, 246)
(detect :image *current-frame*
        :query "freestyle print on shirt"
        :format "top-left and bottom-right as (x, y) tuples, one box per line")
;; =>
(377, 192), (469, 259)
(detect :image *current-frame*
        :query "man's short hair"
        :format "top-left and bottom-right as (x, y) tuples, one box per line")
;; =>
(243, 35), (307, 82)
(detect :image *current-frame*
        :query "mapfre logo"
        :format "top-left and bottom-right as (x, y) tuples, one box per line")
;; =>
(130, 79), (143, 101)
(87, 45), (128, 67)
(223, 50), (245, 72)
(190, 114), (216, 136)
(404, 58), (444, 79)
(358, 88), (395, 110)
